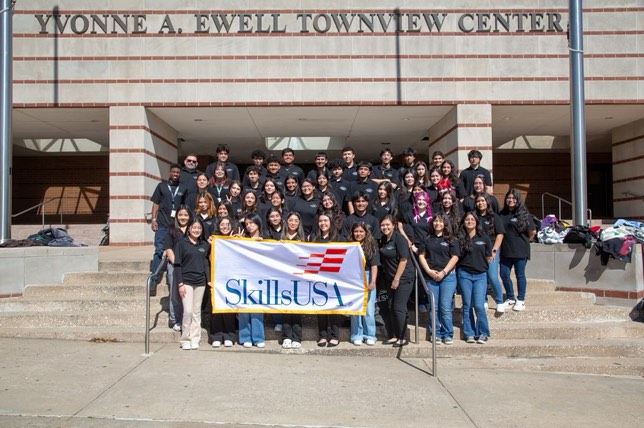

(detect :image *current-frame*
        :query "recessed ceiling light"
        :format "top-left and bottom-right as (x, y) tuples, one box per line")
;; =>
(194, 119), (204, 122)
(604, 116), (613, 120)
(504, 117), (511, 120)
(381, 142), (391, 145)
(402, 118), (410, 121)
(297, 118), (308, 121)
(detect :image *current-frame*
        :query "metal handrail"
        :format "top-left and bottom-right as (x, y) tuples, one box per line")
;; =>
(145, 255), (167, 356)
(541, 192), (592, 224)
(623, 191), (644, 201)
(408, 251), (437, 377)
(12, 196), (63, 228)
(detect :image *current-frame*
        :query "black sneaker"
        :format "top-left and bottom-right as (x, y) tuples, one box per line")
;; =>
(477, 335), (488, 344)
(148, 286), (157, 297)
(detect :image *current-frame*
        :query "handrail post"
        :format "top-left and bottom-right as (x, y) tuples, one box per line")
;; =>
(409, 252), (436, 377)
(145, 255), (166, 356)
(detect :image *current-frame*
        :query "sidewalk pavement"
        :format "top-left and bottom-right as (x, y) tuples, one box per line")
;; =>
(0, 338), (641, 427)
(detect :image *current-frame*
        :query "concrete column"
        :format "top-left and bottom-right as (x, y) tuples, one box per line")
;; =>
(109, 106), (178, 245)
(612, 118), (644, 220)
(427, 104), (493, 180)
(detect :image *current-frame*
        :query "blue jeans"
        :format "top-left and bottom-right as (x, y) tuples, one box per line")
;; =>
(457, 270), (490, 339)
(500, 257), (528, 301)
(350, 271), (376, 342)
(238, 313), (265, 345)
(487, 250), (503, 304)
(426, 271), (457, 340)
(151, 225), (168, 274)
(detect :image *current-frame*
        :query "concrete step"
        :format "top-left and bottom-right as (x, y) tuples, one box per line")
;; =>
(23, 284), (153, 298)
(63, 271), (150, 284)
(99, 260), (151, 273)
(0, 297), (157, 312)
(409, 321), (644, 340)
(453, 291), (596, 307)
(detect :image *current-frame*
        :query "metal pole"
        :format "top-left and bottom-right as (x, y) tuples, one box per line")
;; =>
(569, 0), (588, 226)
(0, 0), (14, 243)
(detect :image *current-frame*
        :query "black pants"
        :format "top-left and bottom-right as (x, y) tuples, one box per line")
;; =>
(382, 277), (413, 340)
(317, 314), (340, 340)
(282, 314), (303, 342)
(209, 313), (236, 343)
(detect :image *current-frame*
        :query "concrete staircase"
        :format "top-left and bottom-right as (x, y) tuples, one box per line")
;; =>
(1, 258), (643, 375)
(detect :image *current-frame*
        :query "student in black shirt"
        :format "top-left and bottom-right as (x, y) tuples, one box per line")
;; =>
(475, 194), (506, 313)
(499, 189), (537, 312)
(280, 148), (305, 184)
(174, 217), (211, 350)
(440, 160), (467, 199)
(288, 178), (320, 236)
(459, 150), (493, 195)
(349, 222), (380, 346)
(328, 159), (352, 213)
(195, 192), (217, 238)
(309, 212), (344, 347)
(457, 212), (493, 344)
(279, 212), (306, 349)
(378, 214), (414, 347)
(263, 207), (284, 240)
(341, 191), (381, 240)
(164, 206), (191, 332)
(418, 213), (460, 345)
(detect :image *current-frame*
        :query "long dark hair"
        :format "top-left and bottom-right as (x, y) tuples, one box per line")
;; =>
(474, 192), (496, 238)
(311, 212), (339, 241)
(351, 222), (377, 260)
(440, 159), (461, 188)
(501, 188), (530, 232)
(265, 207), (284, 231)
(458, 212), (483, 254)
(281, 211), (305, 241)
(429, 212), (454, 242)
(242, 212), (263, 237)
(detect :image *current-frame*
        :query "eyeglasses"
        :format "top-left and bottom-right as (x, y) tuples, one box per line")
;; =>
(186, 159), (197, 164)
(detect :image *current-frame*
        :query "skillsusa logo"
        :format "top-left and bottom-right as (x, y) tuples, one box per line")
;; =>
(295, 248), (348, 274)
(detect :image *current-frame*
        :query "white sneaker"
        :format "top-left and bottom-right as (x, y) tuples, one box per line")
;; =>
(496, 302), (505, 313)
(172, 324), (181, 332)
(181, 342), (191, 350)
(256, 342), (266, 348)
(282, 339), (292, 349)
(513, 300), (526, 311)
(224, 340), (233, 347)
(504, 299), (516, 307)
(274, 324), (283, 332)
(291, 341), (302, 348)
(243, 342), (252, 348)
(212, 341), (221, 348)
(352, 339), (362, 346)
(484, 302), (489, 310)
(191, 342), (200, 350)
(365, 339), (376, 346)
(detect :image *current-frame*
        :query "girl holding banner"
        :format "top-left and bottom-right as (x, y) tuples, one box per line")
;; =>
(349, 222), (380, 346)
(279, 212), (306, 349)
(175, 217), (211, 350)
(310, 212), (344, 347)
(237, 213), (266, 348)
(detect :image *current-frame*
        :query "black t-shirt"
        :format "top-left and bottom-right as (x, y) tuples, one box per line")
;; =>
(419, 235), (461, 272)
(349, 179), (379, 204)
(478, 211), (505, 242)
(150, 180), (188, 227)
(341, 212), (381, 240)
(342, 165), (358, 183)
(329, 178), (352, 212)
(280, 164), (305, 183)
(499, 210), (536, 259)
(458, 234), (492, 274)
(363, 247), (381, 270)
(401, 209), (432, 247)
(372, 164), (400, 186)
(287, 195), (320, 235)
(205, 161), (240, 182)
(379, 231), (414, 281)
(459, 166), (492, 195)
(462, 193), (500, 214)
(198, 215), (216, 238)
(173, 236), (210, 286)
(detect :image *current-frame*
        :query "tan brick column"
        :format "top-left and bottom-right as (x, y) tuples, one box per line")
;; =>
(109, 106), (178, 245)
(612, 119), (644, 220)
(426, 104), (493, 184)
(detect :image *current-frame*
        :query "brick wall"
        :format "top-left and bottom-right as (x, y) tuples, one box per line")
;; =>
(12, 155), (109, 224)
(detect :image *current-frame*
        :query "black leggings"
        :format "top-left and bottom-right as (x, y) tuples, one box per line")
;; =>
(383, 277), (413, 340)
(282, 313), (303, 342)
(317, 314), (341, 340)
(209, 313), (236, 343)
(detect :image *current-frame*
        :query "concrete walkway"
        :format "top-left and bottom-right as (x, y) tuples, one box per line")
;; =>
(0, 338), (642, 427)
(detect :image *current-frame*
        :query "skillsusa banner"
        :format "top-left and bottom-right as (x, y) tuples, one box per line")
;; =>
(211, 237), (367, 315)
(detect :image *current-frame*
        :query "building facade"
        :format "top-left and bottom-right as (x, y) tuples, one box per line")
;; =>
(9, 1), (643, 244)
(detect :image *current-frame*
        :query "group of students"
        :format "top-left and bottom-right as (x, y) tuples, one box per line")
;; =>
(151, 144), (536, 350)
